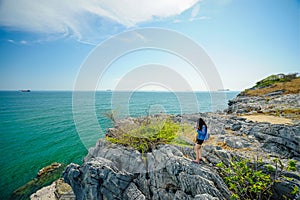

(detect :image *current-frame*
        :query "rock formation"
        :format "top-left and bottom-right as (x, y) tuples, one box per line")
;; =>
(30, 178), (75, 200)
(64, 139), (231, 200)
(226, 93), (300, 119)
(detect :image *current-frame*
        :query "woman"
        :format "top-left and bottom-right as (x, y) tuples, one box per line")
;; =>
(193, 118), (207, 164)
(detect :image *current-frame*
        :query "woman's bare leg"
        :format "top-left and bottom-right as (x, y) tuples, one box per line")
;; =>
(194, 144), (199, 162)
(194, 144), (202, 162)
(198, 145), (202, 160)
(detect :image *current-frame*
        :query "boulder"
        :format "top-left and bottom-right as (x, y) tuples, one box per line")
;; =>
(30, 178), (74, 200)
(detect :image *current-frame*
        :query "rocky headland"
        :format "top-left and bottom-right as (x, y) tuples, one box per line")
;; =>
(33, 74), (300, 200)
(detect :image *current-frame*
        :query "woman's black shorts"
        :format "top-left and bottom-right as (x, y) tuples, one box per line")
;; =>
(196, 139), (204, 145)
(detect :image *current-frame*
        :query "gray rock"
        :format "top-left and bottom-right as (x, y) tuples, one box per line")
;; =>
(272, 180), (300, 200)
(224, 137), (251, 149)
(226, 93), (300, 118)
(265, 90), (284, 96)
(123, 183), (145, 200)
(64, 139), (231, 200)
(63, 158), (134, 200)
(174, 190), (192, 200)
(195, 193), (219, 200)
(231, 124), (242, 131)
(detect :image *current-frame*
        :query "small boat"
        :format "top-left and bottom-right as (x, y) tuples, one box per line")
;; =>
(217, 89), (230, 92)
(20, 90), (31, 92)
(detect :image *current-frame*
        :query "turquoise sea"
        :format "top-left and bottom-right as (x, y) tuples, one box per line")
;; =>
(0, 91), (238, 199)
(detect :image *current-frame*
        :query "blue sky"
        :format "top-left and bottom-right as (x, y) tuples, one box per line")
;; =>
(0, 0), (299, 91)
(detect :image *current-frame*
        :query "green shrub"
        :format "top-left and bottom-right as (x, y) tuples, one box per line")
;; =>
(216, 158), (272, 200)
(216, 157), (299, 200)
(106, 117), (179, 153)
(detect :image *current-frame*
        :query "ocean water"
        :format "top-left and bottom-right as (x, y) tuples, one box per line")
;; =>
(0, 91), (238, 199)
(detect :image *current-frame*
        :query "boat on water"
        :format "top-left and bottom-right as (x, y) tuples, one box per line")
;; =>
(20, 90), (31, 92)
(217, 89), (230, 92)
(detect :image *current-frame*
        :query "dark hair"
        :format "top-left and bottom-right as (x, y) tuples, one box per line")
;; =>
(198, 118), (207, 130)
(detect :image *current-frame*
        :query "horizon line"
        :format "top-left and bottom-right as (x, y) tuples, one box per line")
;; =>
(0, 89), (240, 92)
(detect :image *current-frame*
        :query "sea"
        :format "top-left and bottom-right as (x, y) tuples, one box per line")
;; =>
(0, 91), (238, 199)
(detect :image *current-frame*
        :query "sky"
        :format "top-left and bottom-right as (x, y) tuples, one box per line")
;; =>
(0, 0), (299, 91)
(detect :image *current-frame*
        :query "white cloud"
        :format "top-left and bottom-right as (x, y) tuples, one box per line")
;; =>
(191, 4), (200, 18)
(7, 39), (29, 45)
(173, 19), (182, 23)
(0, 0), (200, 42)
(189, 4), (212, 22)
(20, 40), (28, 45)
(7, 39), (16, 44)
(189, 16), (211, 21)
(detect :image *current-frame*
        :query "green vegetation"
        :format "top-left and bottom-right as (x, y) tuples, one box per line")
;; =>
(216, 157), (298, 200)
(253, 73), (298, 89)
(241, 73), (300, 96)
(172, 122), (197, 146)
(106, 116), (181, 153)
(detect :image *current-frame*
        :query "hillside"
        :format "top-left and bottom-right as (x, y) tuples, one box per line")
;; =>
(240, 73), (300, 96)
(226, 73), (300, 121)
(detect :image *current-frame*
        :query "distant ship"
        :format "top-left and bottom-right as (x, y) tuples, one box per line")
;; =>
(20, 89), (31, 92)
(217, 89), (230, 92)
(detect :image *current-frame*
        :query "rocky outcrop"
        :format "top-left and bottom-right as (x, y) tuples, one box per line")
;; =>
(174, 113), (300, 161)
(226, 93), (300, 119)
(11, 163), (67, 200)
(63, 109), (300, 200)
(30, 178), (74, 200)
(64, 140), (231, 200)
(37, 162), (62, 177)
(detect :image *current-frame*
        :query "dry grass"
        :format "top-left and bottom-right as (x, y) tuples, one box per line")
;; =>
(176, 123), (197, 143)
(263, 108), (300, 121)
(241, 114), (293, 125)
(243, 77), (300, 96)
